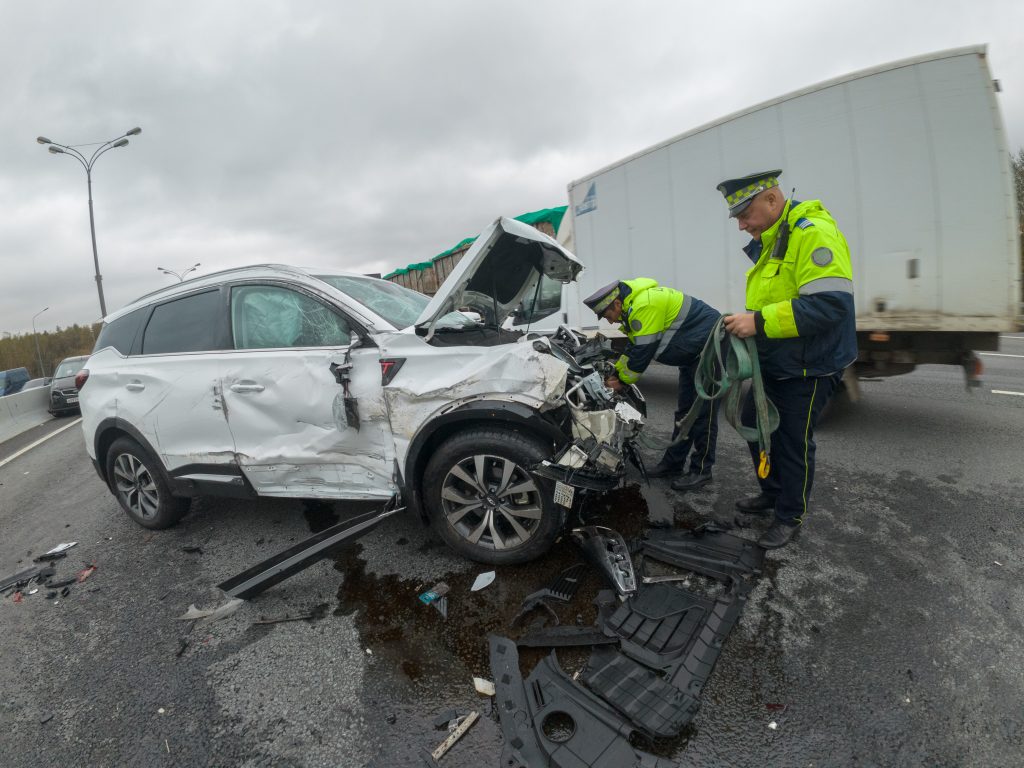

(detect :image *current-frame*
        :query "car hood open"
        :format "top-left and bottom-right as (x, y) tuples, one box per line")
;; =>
(414, 216), (583, 336)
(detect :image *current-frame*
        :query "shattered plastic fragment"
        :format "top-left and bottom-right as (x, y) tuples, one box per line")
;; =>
(768, 721), (778, 730)
(470, 571), (495, 592)
(176, 598), (244, 622)
(473, 677), (495, 696)
(77, 565), (97, 583)
(431, 710), (479, 761)
(418, 582), (450, 605)
(44, 542), (78, 555)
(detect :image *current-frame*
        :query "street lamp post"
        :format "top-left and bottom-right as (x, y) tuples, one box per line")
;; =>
(32, 307), (49, 377)
(37, 127), (142, 318)
(157, 263), (201, 282)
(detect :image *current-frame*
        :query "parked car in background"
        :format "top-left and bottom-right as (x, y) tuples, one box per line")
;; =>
(49, 356), (89, 415)
(0, 367), (31, 396)
(22, 377), (52, 390)
(78, 217), (646, 564)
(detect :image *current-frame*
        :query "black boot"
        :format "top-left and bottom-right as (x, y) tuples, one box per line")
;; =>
(671, 470), (713, 492)
(757, 521), (800, 549)
(646, 459), (682, 478)
(734, 493), (776, 515)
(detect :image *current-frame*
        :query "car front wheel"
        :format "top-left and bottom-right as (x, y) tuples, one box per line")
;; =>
(105, 436), (191, 529)
(423, 427), (561, 565)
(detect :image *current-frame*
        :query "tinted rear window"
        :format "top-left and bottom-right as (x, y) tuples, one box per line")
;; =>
(142, 290), (226, 354)
(94, 307), (149, 355)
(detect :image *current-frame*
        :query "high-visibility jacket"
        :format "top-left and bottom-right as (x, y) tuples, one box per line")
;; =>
(744, 200), (857, 379)
(613, 278), (720, 385)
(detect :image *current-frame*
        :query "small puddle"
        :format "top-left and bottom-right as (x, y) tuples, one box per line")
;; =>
(329, 482), (708, 763)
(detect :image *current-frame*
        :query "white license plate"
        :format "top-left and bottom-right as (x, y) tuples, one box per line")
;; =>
(553, 481), (575, 508)
(66, 397), (79, 404)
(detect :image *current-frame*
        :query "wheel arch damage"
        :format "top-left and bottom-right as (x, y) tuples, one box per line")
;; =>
(400, 398), (569, 520)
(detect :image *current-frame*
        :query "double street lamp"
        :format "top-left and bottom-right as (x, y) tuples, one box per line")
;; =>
(37, 127), (142, 319)
(157, 262), (201, 282)
(32, 307), (49, 377)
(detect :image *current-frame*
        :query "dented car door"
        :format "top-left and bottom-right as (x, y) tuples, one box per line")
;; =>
(219, 282), (396, 499)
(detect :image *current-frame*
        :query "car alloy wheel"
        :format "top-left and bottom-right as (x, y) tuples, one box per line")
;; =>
(112, 452), (162, 521)
(439, 453), (543, 552)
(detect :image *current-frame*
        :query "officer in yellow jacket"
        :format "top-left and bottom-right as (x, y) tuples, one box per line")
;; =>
(583, 278), (721, 491)
(717, 169), (856, 548)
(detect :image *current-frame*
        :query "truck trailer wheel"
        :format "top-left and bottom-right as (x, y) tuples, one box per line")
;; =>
(422, 427), (560, 565)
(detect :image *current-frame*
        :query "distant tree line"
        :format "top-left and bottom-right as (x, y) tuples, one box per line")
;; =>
(0, 324), (101, 378)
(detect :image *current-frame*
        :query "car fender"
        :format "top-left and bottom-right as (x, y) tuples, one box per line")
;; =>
(402, 398), (569, 520)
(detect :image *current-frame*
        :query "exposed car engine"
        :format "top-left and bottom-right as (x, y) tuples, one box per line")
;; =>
(529, 328), (647, 492)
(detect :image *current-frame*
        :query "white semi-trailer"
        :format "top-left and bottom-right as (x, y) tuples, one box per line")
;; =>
(560, 45), (1020, 385)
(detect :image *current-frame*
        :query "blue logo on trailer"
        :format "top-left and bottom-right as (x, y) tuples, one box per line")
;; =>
(575, 183), (597, 216)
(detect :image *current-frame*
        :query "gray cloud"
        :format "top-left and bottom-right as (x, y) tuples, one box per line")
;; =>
(1, 0), (1021, 333)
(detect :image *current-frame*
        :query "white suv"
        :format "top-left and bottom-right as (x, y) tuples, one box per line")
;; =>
(78, 217), (645, 564)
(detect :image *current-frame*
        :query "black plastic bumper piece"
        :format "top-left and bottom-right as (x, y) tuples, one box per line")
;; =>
(641, 523), (765, 581)
(600, 581), (750, 698)
(489, 635), (676, 768)
(582, 645), (699, 738)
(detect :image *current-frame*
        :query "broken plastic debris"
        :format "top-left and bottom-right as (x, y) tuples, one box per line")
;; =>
(994, 560), (1003, 566)
(76, 565), (97, 583)
(176, 598), (244, 622)
(418, 582), (450, 605)
(431, 595), (449, 620)
(431, 710), (479, 761)
(158, 708), (165, 714)
(768, 721), (778, 730)
(473, 677), (495, 696)
(45, 542), (78, 555)
(470, 571), (496, 592)
(366, 648), (373, 655)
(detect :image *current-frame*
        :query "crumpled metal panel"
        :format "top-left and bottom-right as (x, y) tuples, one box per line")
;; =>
(222, 345), (397, 498)
(379, 334), (568, 444)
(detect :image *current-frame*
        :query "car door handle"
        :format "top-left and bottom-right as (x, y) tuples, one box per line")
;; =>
(230, 382), (265, 393)
(125, 381), (145, 392)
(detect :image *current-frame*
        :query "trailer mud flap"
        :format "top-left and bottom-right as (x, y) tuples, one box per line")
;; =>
(218, 506), (402, 599)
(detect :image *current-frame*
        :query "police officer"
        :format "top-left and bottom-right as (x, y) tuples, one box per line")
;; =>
(716, 170), (856, 548)
(583, 278), (721, 491)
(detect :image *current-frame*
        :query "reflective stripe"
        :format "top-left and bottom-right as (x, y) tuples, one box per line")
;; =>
(655, 295), (693, 357)
(632, 333), (662, 346)
(799, 277), (854, 295)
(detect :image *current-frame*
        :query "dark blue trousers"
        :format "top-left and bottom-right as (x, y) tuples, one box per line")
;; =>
(740, 373), (839, 525)
(662, 362), (719, 474)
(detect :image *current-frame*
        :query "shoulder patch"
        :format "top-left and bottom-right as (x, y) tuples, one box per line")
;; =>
(796, 217), (814, 230)
(811, 247), (833, 267)
(630, 319), (643, 332)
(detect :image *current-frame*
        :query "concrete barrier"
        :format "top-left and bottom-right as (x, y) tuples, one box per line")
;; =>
(0, 388), (54, 444)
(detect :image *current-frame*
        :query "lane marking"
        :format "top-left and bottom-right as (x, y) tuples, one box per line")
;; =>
(992, 390), (1024, 397)
(979, 352), (1024, 359)
(0, 418), (83, 470)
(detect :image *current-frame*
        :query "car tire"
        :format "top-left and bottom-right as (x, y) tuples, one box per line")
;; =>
(423, 427), (561, 565)
(105, 437), (191, 529)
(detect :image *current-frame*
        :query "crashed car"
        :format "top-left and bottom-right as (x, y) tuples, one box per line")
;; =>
(77, 217), (645, 564)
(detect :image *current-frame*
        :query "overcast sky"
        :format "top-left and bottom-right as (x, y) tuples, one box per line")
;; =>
(1, 0), (1021, 334)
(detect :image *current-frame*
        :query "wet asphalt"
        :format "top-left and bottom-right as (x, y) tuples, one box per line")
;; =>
(0, 337), (1022, 767)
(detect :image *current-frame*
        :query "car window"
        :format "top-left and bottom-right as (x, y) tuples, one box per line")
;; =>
(54, 359), (85, 378)
(516, 273), (563, 324)
(316, 274), (475, 329)
(142, 290), (226, 354)
(95, 306), (149, 355)
(231, 285), (352, 349)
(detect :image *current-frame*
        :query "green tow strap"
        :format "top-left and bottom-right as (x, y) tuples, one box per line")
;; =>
(672, 315), (780, 479)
